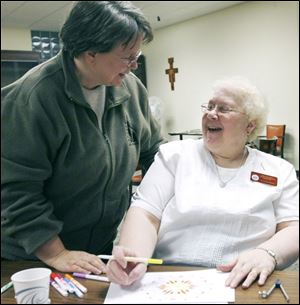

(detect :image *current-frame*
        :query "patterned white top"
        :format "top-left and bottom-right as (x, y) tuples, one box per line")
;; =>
(131, 139), (299, 267)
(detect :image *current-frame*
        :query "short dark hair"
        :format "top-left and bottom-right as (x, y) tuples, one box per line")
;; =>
(60, 1), (153, 58)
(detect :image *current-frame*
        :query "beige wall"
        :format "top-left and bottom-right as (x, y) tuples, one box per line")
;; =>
(1, 27), (32, 50)
(143, 1), (299, 169)
(1, 2), (299, 168)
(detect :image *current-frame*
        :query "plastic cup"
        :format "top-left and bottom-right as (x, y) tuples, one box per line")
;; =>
(11, 268), (51, 304)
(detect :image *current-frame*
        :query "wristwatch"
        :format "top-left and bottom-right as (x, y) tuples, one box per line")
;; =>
(255, 247), (278, 267)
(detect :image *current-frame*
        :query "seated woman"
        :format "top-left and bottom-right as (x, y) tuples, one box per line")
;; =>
(106, 77), (299, 288)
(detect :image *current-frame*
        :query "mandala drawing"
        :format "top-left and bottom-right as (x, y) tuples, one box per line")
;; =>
(159, 279), (195, 295)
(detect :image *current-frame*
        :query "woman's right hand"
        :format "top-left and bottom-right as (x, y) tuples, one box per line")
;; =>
(106, 245), (147, 286)
(35, 236), (105, 274)
(43, 249), (106, 274)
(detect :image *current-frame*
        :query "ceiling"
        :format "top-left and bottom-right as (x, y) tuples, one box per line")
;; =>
(1, 1), (246, 32)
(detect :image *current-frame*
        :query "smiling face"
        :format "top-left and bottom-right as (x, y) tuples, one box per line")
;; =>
(75, 34), (144, 88)
(202, 94), (255, 159)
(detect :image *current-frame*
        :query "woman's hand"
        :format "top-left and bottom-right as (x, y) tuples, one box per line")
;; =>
(35, 236), (106, 274)
(217, 248), (276, 288)
(43, 249), (106, 274)
(106, 245), (147, 286)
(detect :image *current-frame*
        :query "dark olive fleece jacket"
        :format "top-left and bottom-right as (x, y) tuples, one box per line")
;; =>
(1, 50), (163, 260)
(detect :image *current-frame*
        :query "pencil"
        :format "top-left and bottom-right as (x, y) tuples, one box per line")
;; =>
(98, 254), (163, 265)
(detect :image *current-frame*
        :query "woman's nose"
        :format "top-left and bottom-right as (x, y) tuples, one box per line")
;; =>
(207, 109), (219, 119)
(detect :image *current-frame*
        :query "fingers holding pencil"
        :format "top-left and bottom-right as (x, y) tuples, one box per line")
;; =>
(105, 246), (147, 286)
(105, 246), (131, 285)
(111, 245), (130, 269)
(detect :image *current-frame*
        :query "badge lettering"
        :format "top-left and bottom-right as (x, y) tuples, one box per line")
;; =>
(250, 171), (278, 186)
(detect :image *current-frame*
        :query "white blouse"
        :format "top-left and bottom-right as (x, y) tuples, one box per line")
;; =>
(131, 139), (299, 267)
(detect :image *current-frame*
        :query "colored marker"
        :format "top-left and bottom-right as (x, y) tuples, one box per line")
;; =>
(56, 273), (74, 293)
(64, 278), (84, 298)
(50, 280), (68, 297)
(1, 281), (13, 294)
(50, 272), (69, 292)
(65, 274), (88, 293)
(98, 254), (163, 265)
(73, 272), (110, 282)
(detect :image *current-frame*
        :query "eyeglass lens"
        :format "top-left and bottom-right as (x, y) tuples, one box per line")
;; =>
(201, 103), (232, 113)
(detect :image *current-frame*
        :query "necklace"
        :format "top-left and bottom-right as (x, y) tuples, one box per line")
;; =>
(212, 148), (248, 188)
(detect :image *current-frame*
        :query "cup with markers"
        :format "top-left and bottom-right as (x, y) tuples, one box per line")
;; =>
(1, 271), (110, 299)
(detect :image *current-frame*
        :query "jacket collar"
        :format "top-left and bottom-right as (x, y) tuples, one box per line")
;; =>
(59, 50), (130, 108)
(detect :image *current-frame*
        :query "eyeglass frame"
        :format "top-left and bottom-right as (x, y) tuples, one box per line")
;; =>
(201, 102), (246, 115)
(120, 50), (142, 66)
(89, 50), (142, 66)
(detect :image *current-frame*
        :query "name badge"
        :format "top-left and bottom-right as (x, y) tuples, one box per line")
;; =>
(250, 171), (278, 186)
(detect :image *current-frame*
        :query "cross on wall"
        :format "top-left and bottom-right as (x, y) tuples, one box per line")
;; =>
(165, 57), (178, 90)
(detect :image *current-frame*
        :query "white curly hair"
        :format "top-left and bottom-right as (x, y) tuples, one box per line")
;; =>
(212, 76), (268, 142)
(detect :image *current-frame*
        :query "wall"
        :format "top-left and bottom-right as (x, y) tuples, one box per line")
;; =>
(1, 27), (32, 50)
(143, 1), (299, 169)
(1, 1), (298, 169)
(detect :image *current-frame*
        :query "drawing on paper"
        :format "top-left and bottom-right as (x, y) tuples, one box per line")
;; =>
(129, 276), (200, 302)
(104, 269), (235, 304)
(159, 279), (195, 294)
(119, 273), (215, 302)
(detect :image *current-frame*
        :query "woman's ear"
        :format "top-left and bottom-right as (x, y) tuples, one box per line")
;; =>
(86, 51), (97, 63)
(247, 121), (256, 135)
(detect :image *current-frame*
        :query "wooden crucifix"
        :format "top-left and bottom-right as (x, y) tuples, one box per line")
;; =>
(165, 57), (178, 91)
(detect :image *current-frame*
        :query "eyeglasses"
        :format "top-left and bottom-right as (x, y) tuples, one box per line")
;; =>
(201, 103), (245, 115)
(120, 50), (142, 67)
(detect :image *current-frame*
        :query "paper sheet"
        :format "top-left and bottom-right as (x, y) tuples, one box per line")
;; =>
(104, 269), (235, 304)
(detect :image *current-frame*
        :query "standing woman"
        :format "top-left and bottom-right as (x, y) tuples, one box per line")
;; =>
(1, 1), (164, 273)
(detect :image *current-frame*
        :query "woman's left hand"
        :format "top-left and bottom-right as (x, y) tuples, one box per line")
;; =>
(217, 248), (276, 288)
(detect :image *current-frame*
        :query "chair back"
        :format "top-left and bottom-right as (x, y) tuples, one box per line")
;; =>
(266, 124), (286, 158)
(259, 138), (277, 155)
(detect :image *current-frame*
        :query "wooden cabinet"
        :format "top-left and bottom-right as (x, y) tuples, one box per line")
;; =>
(1, 50), (41, 88)
(1, 50), (147, 88)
